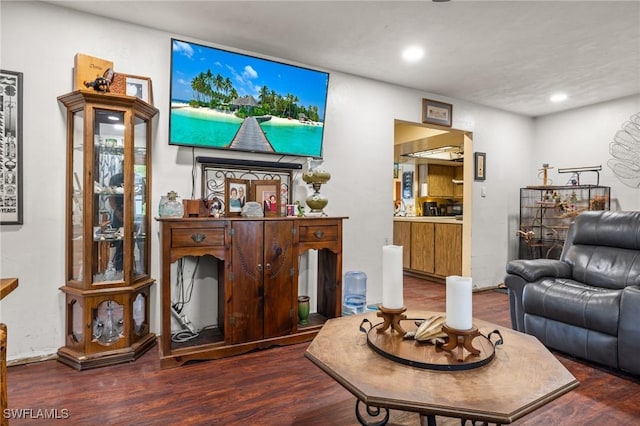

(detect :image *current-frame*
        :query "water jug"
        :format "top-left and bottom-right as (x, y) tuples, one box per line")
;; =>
(343, 271), (367, 316)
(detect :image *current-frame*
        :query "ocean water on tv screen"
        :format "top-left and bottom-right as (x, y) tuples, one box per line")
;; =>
(170, 107), (324, 157)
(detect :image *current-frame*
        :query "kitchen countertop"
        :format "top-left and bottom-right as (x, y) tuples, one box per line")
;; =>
(393, 216), (462, 224)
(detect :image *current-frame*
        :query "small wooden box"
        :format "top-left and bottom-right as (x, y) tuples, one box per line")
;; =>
(183, 199), (209, 217)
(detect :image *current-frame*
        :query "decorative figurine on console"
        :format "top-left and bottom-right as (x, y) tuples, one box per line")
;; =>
(84, 68), (115, 93)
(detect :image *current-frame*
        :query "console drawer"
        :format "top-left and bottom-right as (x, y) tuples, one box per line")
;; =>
(172, 228), (225, 248)
(298, 224), (338, 243)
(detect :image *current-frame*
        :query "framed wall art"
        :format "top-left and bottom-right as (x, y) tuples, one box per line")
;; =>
(126, 75), (153, 104)
(474, 152), (487, 181)
(0, 69), (23, 224)
(422, 98), (453, 127)
(108, 73), (153, 104)
(252, 179), (281, 217)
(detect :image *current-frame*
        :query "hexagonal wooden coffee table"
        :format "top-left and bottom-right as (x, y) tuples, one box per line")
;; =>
(305, 310), (578, 425)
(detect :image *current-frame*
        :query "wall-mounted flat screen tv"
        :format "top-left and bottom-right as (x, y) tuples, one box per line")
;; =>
(170, 39), (330, 158)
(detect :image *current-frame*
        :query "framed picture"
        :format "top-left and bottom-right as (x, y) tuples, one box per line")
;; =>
(252, 179), (281, 217)
(225, 178), (248, 216)
(0, 69), (23, 225)
(474, 152), (487, 181)
(422, 98), (453, 127)
(125, 75), (153, 104)
(402, 171), (413, 199)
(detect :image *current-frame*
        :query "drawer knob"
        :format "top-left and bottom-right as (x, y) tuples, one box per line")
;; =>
(191, 233), (206, 243)
(314, 230), (324, 239)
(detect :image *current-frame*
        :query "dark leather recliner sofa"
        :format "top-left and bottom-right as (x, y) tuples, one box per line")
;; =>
(505, 210), (640, 375)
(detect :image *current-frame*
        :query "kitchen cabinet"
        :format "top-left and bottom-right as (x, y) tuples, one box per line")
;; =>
(427, 165), (453, 197)
(434, 223), (462, 276)
(157, 216), (345, 368)
(393, 219), (462, 278)
(392, 221), (411, 268)
(410, 222), (435, 273)
(453, 167), (464, 198)
(427, 164), (463, 199)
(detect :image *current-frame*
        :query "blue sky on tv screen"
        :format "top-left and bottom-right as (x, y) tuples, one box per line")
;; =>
(171, 39), (329, 120)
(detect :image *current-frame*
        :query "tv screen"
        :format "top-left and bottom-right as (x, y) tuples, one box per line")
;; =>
(170, 39), (330, 158)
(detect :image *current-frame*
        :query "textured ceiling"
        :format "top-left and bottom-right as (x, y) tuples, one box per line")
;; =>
(46, 0), (640, 117)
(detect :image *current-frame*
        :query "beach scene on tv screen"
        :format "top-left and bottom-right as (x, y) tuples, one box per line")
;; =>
(170, 39), (329, 158)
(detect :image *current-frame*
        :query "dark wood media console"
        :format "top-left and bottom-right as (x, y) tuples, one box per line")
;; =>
(157, 216), (345, 368)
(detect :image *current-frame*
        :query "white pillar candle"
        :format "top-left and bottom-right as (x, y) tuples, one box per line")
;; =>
(382, 245), (404, 309)
(445, 275), (473, 330)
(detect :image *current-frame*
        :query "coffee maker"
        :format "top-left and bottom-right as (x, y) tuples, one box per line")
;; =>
(423, 201), (439, 216)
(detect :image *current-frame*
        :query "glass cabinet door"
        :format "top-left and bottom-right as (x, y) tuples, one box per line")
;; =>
(70, 109), (85, 283)
(93, 108), (126, 283)
(133, 115), (148, 278)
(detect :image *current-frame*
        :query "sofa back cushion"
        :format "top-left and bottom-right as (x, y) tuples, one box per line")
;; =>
(571, 211), (640, 250)
(562, 211), (640, 289)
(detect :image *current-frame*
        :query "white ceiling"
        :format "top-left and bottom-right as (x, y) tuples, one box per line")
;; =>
(46, 0), (640, 117)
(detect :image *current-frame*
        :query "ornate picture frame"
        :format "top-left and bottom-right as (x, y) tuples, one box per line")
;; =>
(0, 69), (23, 225)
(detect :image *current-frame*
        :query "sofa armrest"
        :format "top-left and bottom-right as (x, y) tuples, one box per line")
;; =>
(619, 286), (640, 375)
(506, 259), (572, 282)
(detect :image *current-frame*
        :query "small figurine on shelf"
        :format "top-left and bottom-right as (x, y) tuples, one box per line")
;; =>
(84, 68), (114, 93)
(295, 200), (305, 217)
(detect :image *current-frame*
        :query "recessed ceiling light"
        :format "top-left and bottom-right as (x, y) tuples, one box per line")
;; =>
(550, 93), (568, 103)
(107, 115), (120, 121)
(402, 46), (424, 62)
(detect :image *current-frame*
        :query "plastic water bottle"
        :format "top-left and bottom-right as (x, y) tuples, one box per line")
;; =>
(343, 271), (367, 316)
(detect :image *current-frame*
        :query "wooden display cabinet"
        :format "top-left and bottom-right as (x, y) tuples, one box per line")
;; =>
(57, 91), (158, 370)
(157, 216), (345, 368)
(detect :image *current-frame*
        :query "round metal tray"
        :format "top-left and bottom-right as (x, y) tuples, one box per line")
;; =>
(360, 318), (502, 371)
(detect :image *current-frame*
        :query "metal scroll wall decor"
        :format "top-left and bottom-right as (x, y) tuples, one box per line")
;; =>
(201, 162), (295, 216)
(0, 69), (23, 224)
(608, 112), (640, 188)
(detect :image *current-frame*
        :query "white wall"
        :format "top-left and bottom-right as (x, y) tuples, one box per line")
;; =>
(1, 1), (633, 362)
(534, 95), (640, 211)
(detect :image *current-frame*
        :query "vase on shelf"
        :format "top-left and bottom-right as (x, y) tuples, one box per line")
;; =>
(298, 295), (311, 325)
(159, 191), (184, 218)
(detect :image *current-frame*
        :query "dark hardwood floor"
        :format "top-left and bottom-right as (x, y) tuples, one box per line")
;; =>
(6, 276), (640, 425)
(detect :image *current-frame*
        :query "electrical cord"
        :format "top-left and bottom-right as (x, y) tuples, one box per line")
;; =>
(173, 257), (199, 313)
(171, 329), (199, 343)
(191, 146), (197, 199)
(171, 257), (200, 343)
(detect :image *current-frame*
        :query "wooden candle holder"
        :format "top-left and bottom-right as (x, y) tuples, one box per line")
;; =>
(376, 305), (407, 334)
(439, 324), (482, 362)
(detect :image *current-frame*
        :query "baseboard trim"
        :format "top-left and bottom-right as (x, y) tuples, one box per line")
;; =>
(7, 352), (57, 367)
